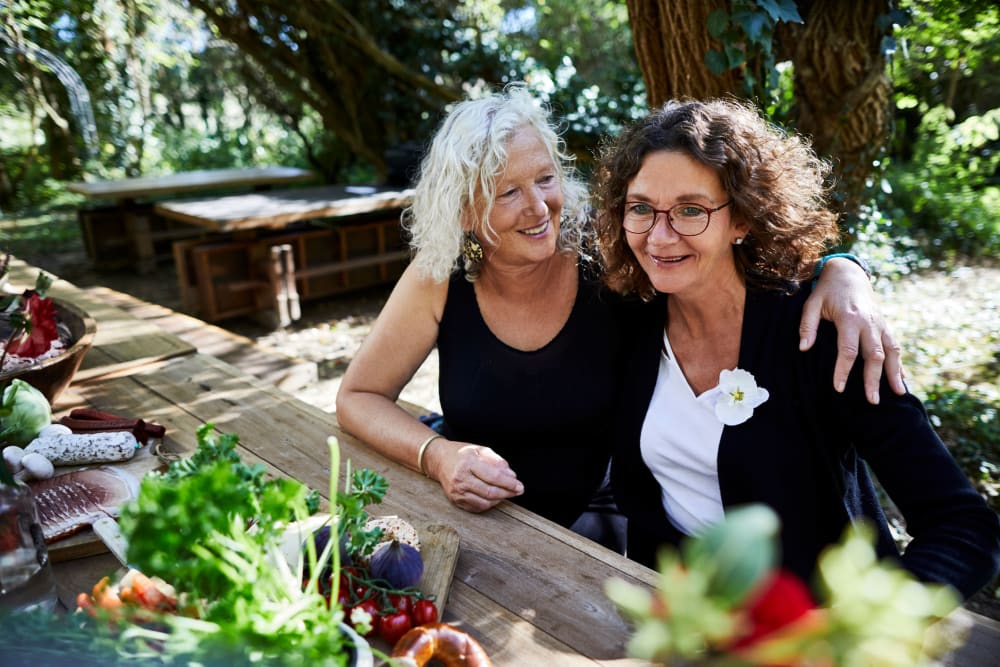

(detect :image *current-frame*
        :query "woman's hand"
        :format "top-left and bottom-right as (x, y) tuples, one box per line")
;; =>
(800, 257), (906, 404)
(425, 438), (524, 513)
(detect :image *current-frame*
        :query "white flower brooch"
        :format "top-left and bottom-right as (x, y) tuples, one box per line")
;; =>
(714, 368), (769, 426)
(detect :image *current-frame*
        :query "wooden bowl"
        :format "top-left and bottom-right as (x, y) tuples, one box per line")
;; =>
(0, 299), (97, 404)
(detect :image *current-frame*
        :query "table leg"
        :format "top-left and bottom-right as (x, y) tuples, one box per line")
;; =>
(267, 244), (301, 328)
(125, 206), (157, 274)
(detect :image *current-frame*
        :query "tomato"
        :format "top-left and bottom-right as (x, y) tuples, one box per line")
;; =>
(350, 598), (381, 638)
(411, 599), (438, 626)
(352, 581), (370, 601)
(387, 592), (413, 616)
(379, 610), (413, 646)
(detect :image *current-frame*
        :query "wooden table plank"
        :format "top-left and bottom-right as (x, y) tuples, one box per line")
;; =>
(4, 257), (196, 381)
(67, 167), (316, 202)
(154, 184), (414, 232)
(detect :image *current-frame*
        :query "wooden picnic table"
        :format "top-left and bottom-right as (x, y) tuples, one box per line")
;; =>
(154, 184), (414, 233)
(69, 166), (317, 274)
(154, 185), (414, 325)
(4, 256), (195, 380)
(49, 352), (651, 665)
(67, 166), (317, 204)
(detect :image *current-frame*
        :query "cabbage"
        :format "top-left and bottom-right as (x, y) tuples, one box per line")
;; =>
(0, 379), (53, 447)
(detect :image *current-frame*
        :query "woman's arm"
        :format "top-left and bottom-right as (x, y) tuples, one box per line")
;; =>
(831, 359), (1000, 600)
(335, 262), (523, 512)
(799, 257), (905, 404)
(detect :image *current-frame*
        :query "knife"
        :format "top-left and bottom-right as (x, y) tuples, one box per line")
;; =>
(92, 515), (130, 567)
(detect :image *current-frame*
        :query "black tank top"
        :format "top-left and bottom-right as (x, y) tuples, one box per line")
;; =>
(437, 262), (623, 527)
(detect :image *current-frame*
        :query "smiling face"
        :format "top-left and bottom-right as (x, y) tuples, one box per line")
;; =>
(476, 126), (563, 270)
(624, 150), (747, 298)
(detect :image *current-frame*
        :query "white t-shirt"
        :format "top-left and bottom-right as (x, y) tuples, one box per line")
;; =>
(639, 331), (725, 536)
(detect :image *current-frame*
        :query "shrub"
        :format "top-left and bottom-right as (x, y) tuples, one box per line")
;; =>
(882, 106), (1000, 261)
(924, 384), (1000, 513)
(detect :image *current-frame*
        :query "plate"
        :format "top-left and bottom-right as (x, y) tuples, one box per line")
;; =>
(44, 442), (168, 562)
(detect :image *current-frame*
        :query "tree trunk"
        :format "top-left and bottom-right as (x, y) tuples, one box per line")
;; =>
(782, 0), (893, 213)
(626, 0), (740, 108)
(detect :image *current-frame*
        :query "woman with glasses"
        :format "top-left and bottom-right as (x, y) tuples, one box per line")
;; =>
(593, 97), (999, 597)
(336, 85), (896, 552)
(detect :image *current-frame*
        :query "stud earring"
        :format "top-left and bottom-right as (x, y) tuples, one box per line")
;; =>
(733, 237), (744, 246)
(462, 232), (484, 264)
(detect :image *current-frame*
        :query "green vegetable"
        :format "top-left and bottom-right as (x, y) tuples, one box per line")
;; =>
(112, 424), (389, 665)
(0, 379), (53, 447)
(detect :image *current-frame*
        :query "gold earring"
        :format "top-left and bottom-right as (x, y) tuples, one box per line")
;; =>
(462, 232), (484, 264)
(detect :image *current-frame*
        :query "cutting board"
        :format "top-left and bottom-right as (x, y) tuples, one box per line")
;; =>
(43, 441), (168, 562)
(411, 520), (461, 615)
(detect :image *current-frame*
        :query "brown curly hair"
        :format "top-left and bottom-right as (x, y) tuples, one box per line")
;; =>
(592, 98), (841, 299)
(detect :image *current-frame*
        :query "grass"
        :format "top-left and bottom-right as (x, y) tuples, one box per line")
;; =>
(0, 207), (82, 262)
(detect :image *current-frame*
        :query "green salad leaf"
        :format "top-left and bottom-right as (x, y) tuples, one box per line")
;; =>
(111, 424), (387, 665)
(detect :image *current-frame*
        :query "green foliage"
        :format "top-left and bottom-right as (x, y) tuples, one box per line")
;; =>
(121, 424), (319, 600)
(705, 0), (802, 103)
(0, 204), (81, 274)
(473, 0), (647, 173)
(112, 428), (386, 665)
(881, 106), (1000, 260)
(924, 385), (1000, 512)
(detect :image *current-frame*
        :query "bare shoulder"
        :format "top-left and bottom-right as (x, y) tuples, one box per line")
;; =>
(382, 259), (450, 324)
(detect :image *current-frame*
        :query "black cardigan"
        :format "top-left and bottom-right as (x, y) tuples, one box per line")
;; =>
(612, 286), (1000, 600)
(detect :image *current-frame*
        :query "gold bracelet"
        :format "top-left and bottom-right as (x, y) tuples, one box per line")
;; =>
(416, 434), (442, 478)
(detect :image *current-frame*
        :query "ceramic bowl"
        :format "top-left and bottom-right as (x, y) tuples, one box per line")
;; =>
(0, 298), (97, 404)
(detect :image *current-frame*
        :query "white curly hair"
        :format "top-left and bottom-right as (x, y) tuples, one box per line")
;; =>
(404, 83), (590, 282)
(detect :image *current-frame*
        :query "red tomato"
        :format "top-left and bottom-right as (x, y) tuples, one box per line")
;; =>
(411, 599), (438, 626)
(379, 610), (413, 645)
(350, 598), (381, 638)
(387, 592), (413, 616)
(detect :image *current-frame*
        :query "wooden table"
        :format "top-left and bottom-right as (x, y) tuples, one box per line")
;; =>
(69, 166), (317, 273)
(155, 185), (414, 325)
(68, 167), (317, 203)
(49, 353), (650, 665)
(46, 352), (1000, 666)
(154, 184), (413, 233)
(4, 257), (195, 380)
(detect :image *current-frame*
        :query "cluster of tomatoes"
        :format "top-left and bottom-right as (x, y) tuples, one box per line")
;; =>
(315, 565), (439, 645)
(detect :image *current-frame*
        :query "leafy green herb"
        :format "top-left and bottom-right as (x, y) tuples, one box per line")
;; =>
(109, 425), (389, 665)
(338, 466), (389, 558)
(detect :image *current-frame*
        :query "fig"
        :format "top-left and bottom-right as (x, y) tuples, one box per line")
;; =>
(304, 525), (351, 581)
(369, 539), (423, 588)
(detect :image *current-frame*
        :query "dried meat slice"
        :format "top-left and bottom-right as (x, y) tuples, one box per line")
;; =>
(29, 467), (139, 542)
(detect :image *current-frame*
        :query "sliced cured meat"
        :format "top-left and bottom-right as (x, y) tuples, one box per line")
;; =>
(29, 467), (140, 542)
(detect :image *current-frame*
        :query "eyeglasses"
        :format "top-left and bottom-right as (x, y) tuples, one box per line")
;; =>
(622, 200), (732, 236)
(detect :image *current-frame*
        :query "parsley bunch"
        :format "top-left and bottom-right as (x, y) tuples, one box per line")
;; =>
(112, 425), (387, 665)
